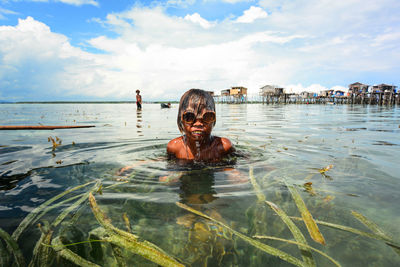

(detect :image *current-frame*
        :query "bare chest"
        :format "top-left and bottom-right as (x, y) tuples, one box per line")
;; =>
(176, 143), (222, 161)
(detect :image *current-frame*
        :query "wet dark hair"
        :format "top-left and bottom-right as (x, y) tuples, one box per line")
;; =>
(177, 89), (216, 133)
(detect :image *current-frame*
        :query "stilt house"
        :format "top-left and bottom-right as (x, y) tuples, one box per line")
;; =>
(221, 89), (230, 96)
(371, 84), (397, 93)
(320, 90), (334, 97)
(259, 85), (284, 96)
(300, 91), (314, 98)
(348, 82), (369, 95)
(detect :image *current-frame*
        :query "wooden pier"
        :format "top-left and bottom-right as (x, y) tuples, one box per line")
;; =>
(214, 95), (248, 104)
(214, 92), (399, 105)
(213, 83), (399, 105)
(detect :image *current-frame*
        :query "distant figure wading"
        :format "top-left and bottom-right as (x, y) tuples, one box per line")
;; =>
(136, 90), (142, 110)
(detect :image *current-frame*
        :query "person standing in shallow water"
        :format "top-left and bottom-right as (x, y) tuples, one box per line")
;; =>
(167, 88), (234, 162)
(136, 89), (142, 110)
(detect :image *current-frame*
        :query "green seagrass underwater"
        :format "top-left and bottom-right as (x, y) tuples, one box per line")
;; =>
(1, 164), (399, 267)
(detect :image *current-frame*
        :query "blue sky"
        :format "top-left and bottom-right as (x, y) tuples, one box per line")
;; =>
(1, 0), (400, 101)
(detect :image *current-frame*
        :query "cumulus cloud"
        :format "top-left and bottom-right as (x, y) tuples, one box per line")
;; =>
(184, 13), (213, 29)
(1, 0), (400, 101)
(0, 14), (303, 100)
(221, 0), (251, 3)
(6, 0), (99, 6)
(0, 17), (99, 99)
(236, 6), (268, 23)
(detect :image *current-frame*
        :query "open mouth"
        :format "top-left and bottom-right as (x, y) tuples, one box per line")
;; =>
(192, 130), (203, 136)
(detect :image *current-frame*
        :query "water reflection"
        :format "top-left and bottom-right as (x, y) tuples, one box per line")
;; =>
(1, 104), (400, 266)
(136, 109), (143, 136)
(175, 168), (240, 266)
(178, 169), (218, 205)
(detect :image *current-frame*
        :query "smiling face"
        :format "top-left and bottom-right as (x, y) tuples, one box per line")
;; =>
(177, 89), (216, 142)
(181, 108), (216, 142)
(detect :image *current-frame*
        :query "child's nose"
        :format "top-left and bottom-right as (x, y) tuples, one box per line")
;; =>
(193, 119), (203, 126)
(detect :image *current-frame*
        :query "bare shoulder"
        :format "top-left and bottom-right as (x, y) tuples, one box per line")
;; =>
(220, 137), (234, 152)
(213, 136), (234, 153)
(167, 136), (184, 154)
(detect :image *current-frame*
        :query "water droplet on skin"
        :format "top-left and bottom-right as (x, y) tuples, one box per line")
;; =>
(195, 141), (200, 159)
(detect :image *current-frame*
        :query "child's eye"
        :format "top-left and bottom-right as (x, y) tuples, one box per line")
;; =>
(203, 112), (216, 123)
(182, 112), (196, 123)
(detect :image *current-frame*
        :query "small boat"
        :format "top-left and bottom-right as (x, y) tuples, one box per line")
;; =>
(161, 103), (171, 108)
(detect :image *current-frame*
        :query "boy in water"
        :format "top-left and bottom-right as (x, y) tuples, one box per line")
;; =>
(167, 89), (234, 162)
(121, 88), (243, 183)
(136, 89), (142, 110)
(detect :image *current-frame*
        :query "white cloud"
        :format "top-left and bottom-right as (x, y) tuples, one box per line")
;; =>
(236, 6), (268, 23)
(58, 0), (98, 6)
(1, 0), (400, 101)
(0, 7), (18, 15)
(6, 0), (99, 6)
(0, 15), (304, 100)
(0, 7), (18, 19)
(258, 0), (287, 10)
(331, 85), (348, 92)
(0, 17), (98, 98)
(372, 32), (400, 48)
(240, 31), (304, 45)
(166, 0), (196, 8)
(184, 13), (213, 29)
(221, 0), (251, 3)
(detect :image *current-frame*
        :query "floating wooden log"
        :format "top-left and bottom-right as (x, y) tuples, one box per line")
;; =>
(0, 125), (95, 130)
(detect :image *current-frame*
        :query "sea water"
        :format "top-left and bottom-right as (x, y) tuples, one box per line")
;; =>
(0, 103), (399, 266)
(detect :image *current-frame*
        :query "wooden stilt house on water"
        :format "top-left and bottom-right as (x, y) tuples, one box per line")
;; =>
(214, 86), (248, 103)
(300, 91), (314, 98)
(370, 84), (397, 105)
(221, 89), (230, 96)
(347, 82), (369, 104)
(348, 82), (369, 96)
(211, 82), (398, 105)
(259, 85), (286, 103)
(335, 90), (345, 97)
(346, 82), (399, 105)
(319, 89), (335, 98)
(371, 84), (397, 93)
(259, 85), (284, 96)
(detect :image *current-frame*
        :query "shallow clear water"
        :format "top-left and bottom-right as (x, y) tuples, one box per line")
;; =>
(0, 103), (399, 266)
